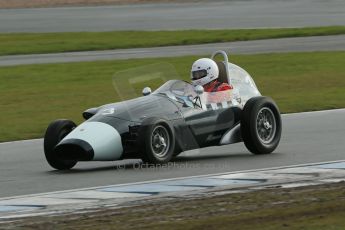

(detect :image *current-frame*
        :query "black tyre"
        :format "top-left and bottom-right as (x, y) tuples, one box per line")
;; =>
(44, 119), (77, 170)
(241, 96), (282, 154)
(138, 118), (175, 164)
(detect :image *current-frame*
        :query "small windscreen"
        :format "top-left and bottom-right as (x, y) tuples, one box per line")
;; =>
(192, 70), (207, 80)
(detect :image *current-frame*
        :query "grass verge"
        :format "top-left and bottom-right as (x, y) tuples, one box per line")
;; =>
(0, 51), (345, 142)
(1, 26), (345, 56)
(7, 182), (345, 229)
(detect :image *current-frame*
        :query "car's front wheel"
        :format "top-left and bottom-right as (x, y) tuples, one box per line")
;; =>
(44, 119), (78, 170)
(138, 118), (175, 164)
(241, 96), (282, 154)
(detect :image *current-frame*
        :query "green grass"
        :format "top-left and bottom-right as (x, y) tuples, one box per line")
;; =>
(1, 26), (345, 56)
(1, 51), (345, 142)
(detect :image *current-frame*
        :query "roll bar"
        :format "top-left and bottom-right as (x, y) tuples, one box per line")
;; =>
(211, 50), (231, 85)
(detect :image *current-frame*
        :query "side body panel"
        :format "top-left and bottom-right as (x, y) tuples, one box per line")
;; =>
(175, 103), (242, 149)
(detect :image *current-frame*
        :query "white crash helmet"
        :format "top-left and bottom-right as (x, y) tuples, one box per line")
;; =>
(191, 58), (219, 86)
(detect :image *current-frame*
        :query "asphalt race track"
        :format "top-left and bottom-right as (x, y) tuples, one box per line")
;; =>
(0, 0), (345, 33)
(0, 0), (344, 202)
(0, 109), (344, 198)
(1, 35), (345, 66)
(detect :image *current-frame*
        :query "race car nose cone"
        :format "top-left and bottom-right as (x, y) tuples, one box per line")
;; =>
(56, 121), (123, 161)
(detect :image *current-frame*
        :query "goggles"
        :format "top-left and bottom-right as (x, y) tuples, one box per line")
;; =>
(191, 69), (207, 80)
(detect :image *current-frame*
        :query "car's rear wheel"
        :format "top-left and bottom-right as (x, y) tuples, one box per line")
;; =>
(44, 119), (78, 170)
(138, 118), (175, 164)
(241, 96), (282, 154)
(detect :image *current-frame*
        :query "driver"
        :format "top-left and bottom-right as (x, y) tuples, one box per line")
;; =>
(191, 58), (233, 92)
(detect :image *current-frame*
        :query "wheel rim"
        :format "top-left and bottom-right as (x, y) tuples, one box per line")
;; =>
(256, 107), (276, 144)
(150, 125), (170, 158)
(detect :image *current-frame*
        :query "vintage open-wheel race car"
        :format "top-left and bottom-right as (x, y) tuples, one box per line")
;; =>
(44, 50), (282, 170)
